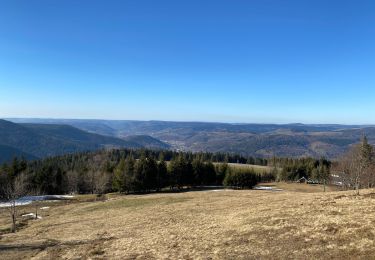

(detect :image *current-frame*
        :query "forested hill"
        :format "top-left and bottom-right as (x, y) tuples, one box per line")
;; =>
(0, 120), (169, 163)
(0, 144), (38, 162)
(7, 118), (375, 159)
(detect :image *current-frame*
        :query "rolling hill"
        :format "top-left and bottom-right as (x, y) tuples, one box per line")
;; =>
(6, 118), (375, 159)
(0, 144), (38, 162)
(0, 120), (169, 163)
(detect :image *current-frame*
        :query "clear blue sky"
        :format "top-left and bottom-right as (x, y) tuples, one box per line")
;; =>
(1, 0), (374, 124)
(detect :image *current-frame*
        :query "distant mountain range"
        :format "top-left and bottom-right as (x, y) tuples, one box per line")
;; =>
(5, 118), (375, 160)
(0, 119), (170, 163)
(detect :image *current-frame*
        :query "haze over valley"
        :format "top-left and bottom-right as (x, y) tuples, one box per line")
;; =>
(3, 118), (374, 161)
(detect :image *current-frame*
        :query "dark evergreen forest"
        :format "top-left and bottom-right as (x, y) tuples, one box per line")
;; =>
(0, 148), (330, 197)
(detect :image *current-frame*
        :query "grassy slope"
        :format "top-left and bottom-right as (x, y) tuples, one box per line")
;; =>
(1, 185), (375, 259)
(227, 162), (273, 172)
(214, 162), (277, 175)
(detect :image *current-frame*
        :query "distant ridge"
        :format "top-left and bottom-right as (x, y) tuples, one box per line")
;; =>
(5, 118), (375, 159)
(0, 119), (169, 163)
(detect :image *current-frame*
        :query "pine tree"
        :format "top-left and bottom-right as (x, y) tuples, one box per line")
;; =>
(192, 158), (205, 186)
(112, 158), (125, 192)
(203, 161), (216, 185)
(157, 155), (168, 191)
(123, 156), (135, 193)
(357, 135), (374, 193)
(360, 136), (373, 170)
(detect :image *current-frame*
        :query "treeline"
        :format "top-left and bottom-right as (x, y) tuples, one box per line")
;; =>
(0, 149), (271, 196)
(95, 149), (268, 166)
(269, 157), (331, 182)
(112, 154), (220, 193)
(0, 147), (339, 197)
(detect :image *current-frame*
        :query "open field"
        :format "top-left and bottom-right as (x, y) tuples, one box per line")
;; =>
(227, 163), (272, 171)
(214, 162), (274, 174)
(1, 184), (375, 259)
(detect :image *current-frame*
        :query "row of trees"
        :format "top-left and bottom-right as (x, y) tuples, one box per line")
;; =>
(0, 148), (340, 198)
(13, 140), (375, 198)
(1, 147), (344, 198)
(0, 150), (272, 197)
(63, 149), (269, 167)
(67, 154), (258, 194)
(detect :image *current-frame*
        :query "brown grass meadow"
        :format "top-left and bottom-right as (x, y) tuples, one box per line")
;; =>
(1, 183), (375, 259)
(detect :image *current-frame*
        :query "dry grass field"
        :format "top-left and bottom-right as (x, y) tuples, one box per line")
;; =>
(1, 184), (375, 259)
(214, 163), (275, 174)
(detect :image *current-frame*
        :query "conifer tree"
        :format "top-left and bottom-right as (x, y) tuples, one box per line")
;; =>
(157, 154), (168, 191)
(113, 158), (125, 192)
(123, 156), (135, 193)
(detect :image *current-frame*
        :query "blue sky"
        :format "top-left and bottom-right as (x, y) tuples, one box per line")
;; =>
(0, 0), (374, 124)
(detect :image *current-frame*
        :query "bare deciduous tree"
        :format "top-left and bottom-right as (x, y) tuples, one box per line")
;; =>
(336, 137), (374, 195)
(94, 171), (110, 195)
(66, 170), (79, 194)
(2, 174), (28, 232)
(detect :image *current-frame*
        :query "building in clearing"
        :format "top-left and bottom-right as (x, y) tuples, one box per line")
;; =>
(296, 177), (308, 183)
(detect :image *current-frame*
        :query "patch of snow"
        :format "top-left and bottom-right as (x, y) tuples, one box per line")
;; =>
(253, 186), (273, 190)
(253, 186), (283, 191)
(22, 213), (35, 218)
(54, 195), (74, 199)
(0, 201), (32, 208)
(0, 195), (74, 208)
(21, 213), (42, 219)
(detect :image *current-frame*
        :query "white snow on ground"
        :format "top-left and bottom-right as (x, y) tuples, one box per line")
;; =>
(54, 195), (74, 199)
(40, 206), (50, 210)
(253, 186), (283, 191)
(0, 195), (74, 208)
(209, 187), (283, 192)
(0, 200), (32, 207)
(21, 213), (42, 219)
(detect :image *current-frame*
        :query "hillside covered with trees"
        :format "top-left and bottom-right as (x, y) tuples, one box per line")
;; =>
(8, 118), (375, 159)
(0, 119), (169, 163)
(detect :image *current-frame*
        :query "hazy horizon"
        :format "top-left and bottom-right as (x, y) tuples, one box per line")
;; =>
(3, 116), (375, 126)
(1, 1), (374, 124)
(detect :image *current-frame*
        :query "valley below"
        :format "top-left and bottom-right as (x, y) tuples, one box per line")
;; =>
(7, 118), (375, 159)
